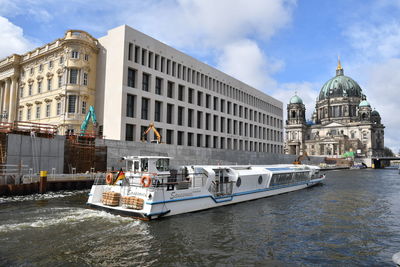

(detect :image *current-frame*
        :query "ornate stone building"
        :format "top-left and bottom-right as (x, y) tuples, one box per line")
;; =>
(0, 30), (98, 134)
(285, 61), (385, 157)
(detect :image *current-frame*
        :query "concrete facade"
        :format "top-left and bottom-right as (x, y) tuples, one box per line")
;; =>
(3, 133), (323, 176)
(6, 134), (64, 174)
(96, 25), (284, 154)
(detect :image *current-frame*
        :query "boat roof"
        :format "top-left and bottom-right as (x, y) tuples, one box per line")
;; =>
(190, 164), (318, 173)
(123, 156), (172, 160)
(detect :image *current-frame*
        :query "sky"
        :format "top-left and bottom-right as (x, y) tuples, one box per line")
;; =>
(0, 0), (399, 153)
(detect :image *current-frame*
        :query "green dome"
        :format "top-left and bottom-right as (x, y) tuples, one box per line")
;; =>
(359, 100), (371, 107)
(371, 110), (380, 116)
(289, 95), (303, 104)
(319, 74), (363, 100)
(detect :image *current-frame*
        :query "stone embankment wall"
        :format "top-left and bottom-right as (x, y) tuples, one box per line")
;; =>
(3, 134), (325, 175)
(97, 140), (325, 170)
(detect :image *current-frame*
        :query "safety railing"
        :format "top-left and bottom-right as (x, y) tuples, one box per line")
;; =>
(94, 172), (209, 190)
(0, 164), (30, 185)
(22, 172), (104, 184)
(0, 121), (57, 135)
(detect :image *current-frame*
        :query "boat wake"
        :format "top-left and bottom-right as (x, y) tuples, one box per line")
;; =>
(0, 208), (136, 233)
(0, 190), (89, 204)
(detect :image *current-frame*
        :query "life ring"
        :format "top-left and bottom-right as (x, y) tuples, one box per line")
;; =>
(105, 173), (114, 185)
(140, 175), (152, 187)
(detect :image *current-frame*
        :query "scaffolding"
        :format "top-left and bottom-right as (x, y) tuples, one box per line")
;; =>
(0, 121), (107, 175)
(64, 134), (107, 174)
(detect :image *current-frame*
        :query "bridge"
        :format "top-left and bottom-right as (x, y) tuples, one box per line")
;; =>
(371, 157), (400, 168)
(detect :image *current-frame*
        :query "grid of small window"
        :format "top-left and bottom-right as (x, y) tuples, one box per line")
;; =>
(126, 43), (284, 151)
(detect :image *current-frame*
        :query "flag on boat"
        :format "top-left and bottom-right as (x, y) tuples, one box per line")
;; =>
(113, 170), (125, 185)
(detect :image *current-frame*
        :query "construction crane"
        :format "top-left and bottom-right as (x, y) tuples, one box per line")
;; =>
(293, 152), (310, 165)
(80, 105), (98, 136)
(141, 122), (162, 143)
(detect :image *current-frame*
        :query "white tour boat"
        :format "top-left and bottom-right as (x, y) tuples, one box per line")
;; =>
(87, 156), (325, 220)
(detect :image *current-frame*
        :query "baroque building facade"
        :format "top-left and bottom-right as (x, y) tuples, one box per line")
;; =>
(285, 61), (385, 157)
(0, 30), (98, 134)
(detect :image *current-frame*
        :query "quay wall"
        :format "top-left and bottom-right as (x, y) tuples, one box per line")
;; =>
(6, 134), (65, 174)
(96, 140), (325, 170)
(3, 133), (325, 176)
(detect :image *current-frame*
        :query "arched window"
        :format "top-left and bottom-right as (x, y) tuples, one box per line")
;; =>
(362, 113), (367, 120)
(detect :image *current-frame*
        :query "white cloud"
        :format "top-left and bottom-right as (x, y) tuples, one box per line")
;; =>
(344, 10), (400, 152)
(0, 0), (296, 93)
(346, 21), (400, 61)
(116, 0), (295, 91)
(217, 39), (283, 91)
(0, 16), (34, 58)
(358, 59), (400, 153)
(0, 0), (18, 15)
(0, 0), (53, 22)
(124, 0), (296, 51)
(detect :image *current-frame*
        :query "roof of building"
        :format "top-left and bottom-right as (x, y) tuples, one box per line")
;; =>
(289, 95), (303, 104)
(318, 62), (363, 101)
(359, 100), (371, 107)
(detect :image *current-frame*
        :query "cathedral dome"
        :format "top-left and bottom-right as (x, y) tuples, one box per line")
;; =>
(289, 95), (303, 104)
(359, 100), (371, 107)
(318, 61), (363, 101)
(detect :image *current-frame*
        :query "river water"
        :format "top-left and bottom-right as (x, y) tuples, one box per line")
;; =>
(1, 168), (400, 266)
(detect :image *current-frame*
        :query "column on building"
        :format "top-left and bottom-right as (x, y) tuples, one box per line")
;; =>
(136, 94), (144, 141)
(0, 81), (4, 121)
(173, 103), (179, 145)
(8, 76), (18, 122)
(3, 78), (10, 121)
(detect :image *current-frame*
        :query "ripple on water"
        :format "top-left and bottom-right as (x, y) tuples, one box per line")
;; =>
(1, 169), (400, 266)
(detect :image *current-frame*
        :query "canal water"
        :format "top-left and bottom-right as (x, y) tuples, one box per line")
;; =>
(1, 168), (400, 266)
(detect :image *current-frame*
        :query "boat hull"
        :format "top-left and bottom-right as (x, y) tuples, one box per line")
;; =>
(87, 177), (324, 220)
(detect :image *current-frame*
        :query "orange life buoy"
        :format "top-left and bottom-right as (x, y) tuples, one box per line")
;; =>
(140, 175), (152, 187)
(106, 173), (114, 185)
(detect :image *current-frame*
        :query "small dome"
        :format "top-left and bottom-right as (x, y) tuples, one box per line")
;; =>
(290, 95), (303, 104)
(359, 100), (371, 107)
(371, 110), (380, 116)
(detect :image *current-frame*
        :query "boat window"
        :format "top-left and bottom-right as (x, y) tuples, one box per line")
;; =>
(156, 158), (170, 172)
(258, 175), (263, 185)
(141, 159), (148, 172)
(270, 172), (310, 187)
(126, 160), (133, 171)
(236, 177), (241, 187)
(134, 161), (140, 173)
(194, 167), (207, 177)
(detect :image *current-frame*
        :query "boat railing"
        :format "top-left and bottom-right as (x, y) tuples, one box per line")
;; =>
(93, 172), (209, 190)
(149, 173), (208, 190)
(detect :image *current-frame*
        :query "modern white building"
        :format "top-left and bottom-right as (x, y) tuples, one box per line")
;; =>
(96, 25), (284, 153)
